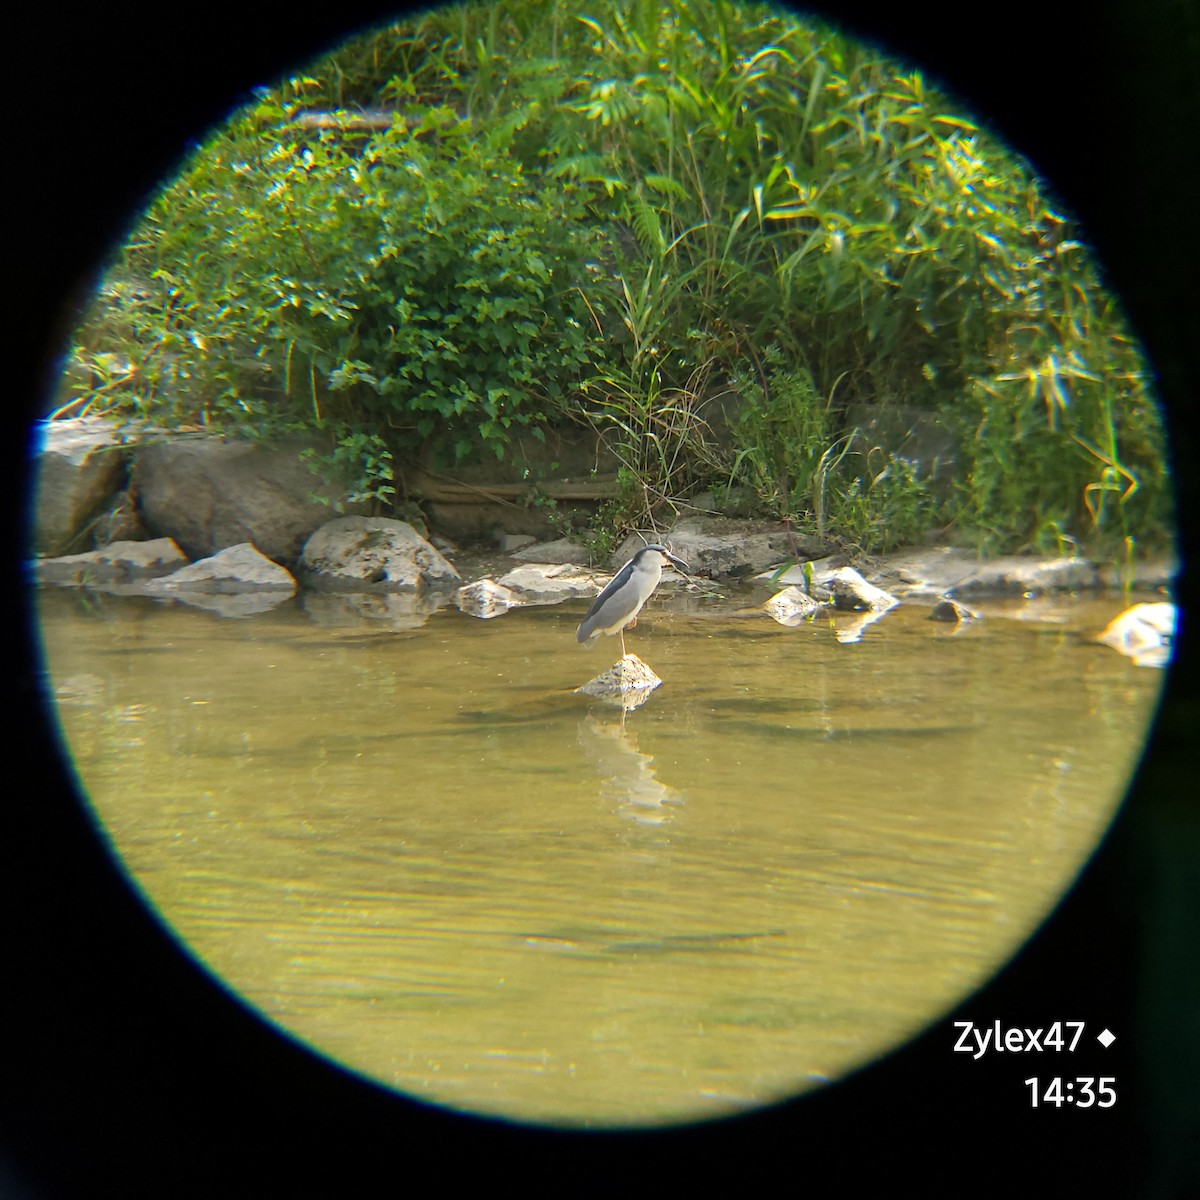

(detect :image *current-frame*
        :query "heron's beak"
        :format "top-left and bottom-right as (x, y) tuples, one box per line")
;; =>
(664, 551), (689, 574)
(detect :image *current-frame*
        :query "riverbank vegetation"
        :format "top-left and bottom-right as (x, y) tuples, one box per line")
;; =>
(59, 0), (1172, 557)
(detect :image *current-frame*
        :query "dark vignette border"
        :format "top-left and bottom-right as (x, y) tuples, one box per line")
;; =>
(4, 1), (1196, 1194)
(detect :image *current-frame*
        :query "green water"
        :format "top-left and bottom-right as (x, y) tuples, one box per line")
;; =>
(36, 586), (1162, 1127)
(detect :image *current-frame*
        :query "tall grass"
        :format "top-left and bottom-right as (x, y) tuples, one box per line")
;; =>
(62, 0), (1172, 554)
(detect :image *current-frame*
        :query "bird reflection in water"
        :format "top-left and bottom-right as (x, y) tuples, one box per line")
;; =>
(577, 713), (683, 827)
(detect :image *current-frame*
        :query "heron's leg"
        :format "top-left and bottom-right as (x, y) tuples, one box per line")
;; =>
(619, 627), (627, 658)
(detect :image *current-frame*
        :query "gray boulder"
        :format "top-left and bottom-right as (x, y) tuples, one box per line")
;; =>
(496, 562), (598, 604)
(512, 537), (593, 566)
(133, 433), (366, 565)
(32, 417), (126, 555)
(617, 517), (825, 579)
(299, 517), (460, 592)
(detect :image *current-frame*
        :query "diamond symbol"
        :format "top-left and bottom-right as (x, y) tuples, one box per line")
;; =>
(1097, 1028), (1116, 1048)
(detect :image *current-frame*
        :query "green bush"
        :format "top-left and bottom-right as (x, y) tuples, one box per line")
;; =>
(62, 0), (1173, 553)
(546, 2), (1172, 554)
(71, 101), (607, 498)
(728, 363), (937, 554)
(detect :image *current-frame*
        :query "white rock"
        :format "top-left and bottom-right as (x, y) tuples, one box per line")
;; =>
(456, 578), (520, 619)
(1095, 602), (1176, 667)
(825, 566), (898, 612)
(145, 542), (296, 594)
(763, 585), (822, 626)
(300, 517), (460, 591)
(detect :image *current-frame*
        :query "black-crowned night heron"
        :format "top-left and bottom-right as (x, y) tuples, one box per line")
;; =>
(576, 544), (689, 657)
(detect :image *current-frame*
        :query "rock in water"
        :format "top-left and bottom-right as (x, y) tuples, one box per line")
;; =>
(928, 598), (980, 623)
(34, 537), (188, 586)
(763, 585), (821, 626)
(456, 578), (519, 619)
(825, 566), (898, 612)
(143, 542), (296, 594)
(577, 654), (663, 707)
(299, 517), (460, 591)
(1095, 602), (1176, 667)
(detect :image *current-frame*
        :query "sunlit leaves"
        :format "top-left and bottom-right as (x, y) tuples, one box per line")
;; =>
(62, 0), (1170, 551)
